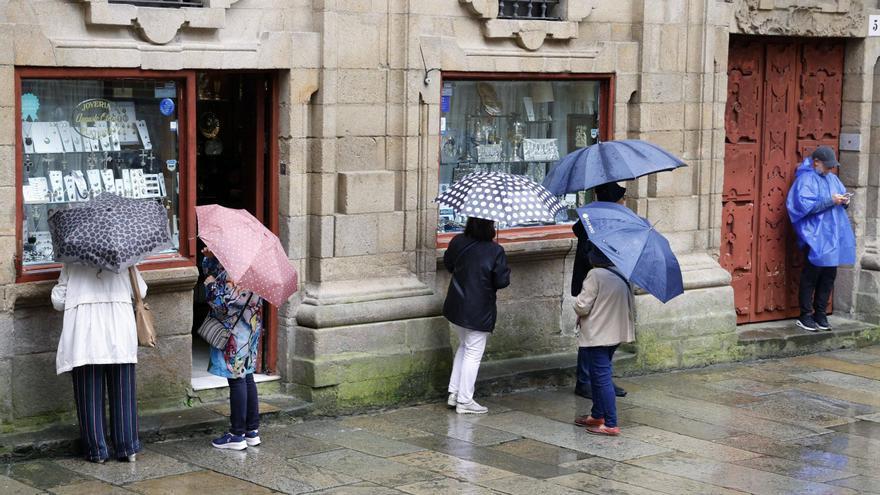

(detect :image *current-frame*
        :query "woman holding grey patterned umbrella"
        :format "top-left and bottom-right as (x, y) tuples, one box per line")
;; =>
(51, 263), (147, 463)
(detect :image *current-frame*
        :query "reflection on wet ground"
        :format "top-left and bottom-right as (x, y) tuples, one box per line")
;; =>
(5, 346), (880, 494)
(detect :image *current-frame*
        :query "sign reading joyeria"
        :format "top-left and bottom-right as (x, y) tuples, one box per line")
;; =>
(71, 98), (116, 136)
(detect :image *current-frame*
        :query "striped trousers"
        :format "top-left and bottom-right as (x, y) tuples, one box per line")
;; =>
(71, 364), (141, 462)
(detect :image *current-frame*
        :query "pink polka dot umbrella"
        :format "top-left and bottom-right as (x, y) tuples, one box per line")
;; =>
(196, 204), (298, 306)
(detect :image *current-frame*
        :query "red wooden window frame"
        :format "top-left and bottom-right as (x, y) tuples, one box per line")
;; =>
(13, 67), (198, 283)
(436, 72), (615, 249)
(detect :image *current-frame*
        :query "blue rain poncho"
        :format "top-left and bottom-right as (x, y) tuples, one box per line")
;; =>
(785, 157), (855, 267)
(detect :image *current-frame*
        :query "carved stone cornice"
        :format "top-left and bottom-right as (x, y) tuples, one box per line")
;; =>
(732, 0), (865, 37)
(79, 0), (241, 45)
(459, 0), (597, 51)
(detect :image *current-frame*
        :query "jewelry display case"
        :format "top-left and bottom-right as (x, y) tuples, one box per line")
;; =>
(438, 78), (605, 234)
(16, 72), (193, 277)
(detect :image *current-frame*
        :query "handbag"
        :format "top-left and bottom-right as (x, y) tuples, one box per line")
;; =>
(197, 292), (252, 350)
(128, 267), (157, 348)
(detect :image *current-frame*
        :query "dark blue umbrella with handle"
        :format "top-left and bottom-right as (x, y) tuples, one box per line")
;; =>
(576, 202), (683, 303)
(543, 140), (686, 195)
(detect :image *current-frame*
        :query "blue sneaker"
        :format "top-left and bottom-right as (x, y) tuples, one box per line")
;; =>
(245, 430), (261, 447)
(212, 432), (247, 450)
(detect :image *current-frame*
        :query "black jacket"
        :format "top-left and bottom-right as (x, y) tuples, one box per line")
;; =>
(442, 234), (511, 333)
(571, 220), (595, 297)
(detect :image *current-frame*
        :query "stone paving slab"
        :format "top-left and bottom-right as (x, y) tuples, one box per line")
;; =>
(560, 457), (748, 495)
(149, 437), (358, 493)
(290, 419), (426, 457)
(622, 426), (760, 462)
(475, 474), (591, 495)
(616, 406), (741, 441)
(828, 475), (880, 494)
(0, 473), (42, 494)
(463, 411), (671, 461)
(49, 479), (137, 494)
(403, 434), (578, 479)
(55, 449), (198, 485)
(124, 470), (277, 495)
(548, 471), (668, 495)
(734, 390), (875, 428)
(629, 452), (859, 495)
(297, 449), (444, 487)
(732, 455), (857, 483)
(389, 450), (514, 482)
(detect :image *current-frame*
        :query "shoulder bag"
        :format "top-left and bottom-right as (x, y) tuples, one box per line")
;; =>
(198, 292), (253, 350)
(128, 267), (157, 348)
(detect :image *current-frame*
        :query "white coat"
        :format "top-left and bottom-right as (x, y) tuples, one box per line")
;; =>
(51, 264), (147, 374)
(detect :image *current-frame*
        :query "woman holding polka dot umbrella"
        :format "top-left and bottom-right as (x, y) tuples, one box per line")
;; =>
(196, 204), (298, 450)
(435, 172), (560, 414)
(435, 172), (565, 226)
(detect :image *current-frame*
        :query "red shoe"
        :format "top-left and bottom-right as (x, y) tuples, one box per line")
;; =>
(574, 415), (604, 427)
(586, 424), (620, 436)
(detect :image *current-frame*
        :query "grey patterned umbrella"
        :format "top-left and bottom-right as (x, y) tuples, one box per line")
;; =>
(435, 172), (564, 225)
(48, 192), (172, 273)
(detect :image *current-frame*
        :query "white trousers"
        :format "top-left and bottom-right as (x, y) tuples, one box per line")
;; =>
(447, 323), (489, 404)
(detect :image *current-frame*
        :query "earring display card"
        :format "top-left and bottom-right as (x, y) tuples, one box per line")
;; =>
(130, 169), (147, 198)
(143, 173), (162, 198)
(95, 121), (112, 151)
(72, 171), (90, 201)
(115, 179), (124, 197)
(61, 122), (84, 152)
(122, 169), (133, 198)
(32, 122), (64, 154)
(108, 121), (122, 151)
(64, 175), (78, 203)
(49, 171), (65, 202)
(29, 177), (50, 203)
(101, 170), (116, 194)
(158, 176), (167, 198)
(135, 120), (152, 150)
(86, 169), (104, 195)
(56, 122), (75, 153)
(22, 184), (45, 204)
(113, 102), (140, 144)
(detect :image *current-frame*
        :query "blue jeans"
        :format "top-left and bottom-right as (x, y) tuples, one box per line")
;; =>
(586, 345), (618, 427)
(576, 347), (591, 391)
(228, 373), (259, 436)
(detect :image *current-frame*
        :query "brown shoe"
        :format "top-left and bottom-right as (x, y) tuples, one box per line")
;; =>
(586, 425), (620, 436)
(574, 415), (604, 427)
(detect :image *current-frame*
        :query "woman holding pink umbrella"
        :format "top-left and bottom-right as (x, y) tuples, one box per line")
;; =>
(195, 204), (298, 451)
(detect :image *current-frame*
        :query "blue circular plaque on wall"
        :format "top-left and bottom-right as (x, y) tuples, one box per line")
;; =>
(159, 98), (175, 117)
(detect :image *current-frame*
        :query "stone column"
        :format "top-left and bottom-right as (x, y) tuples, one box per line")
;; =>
(288, 3), (449, 412)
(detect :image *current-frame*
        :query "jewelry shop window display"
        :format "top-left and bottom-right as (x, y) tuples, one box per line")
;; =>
(438, 78), (604, 234)
(19, 78), (182, 269)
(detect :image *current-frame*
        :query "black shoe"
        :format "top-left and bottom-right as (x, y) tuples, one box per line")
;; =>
(796, 315), (819, 332)
(614, 384), (627, 397)
(574, 386), (592, 400)
(813, 314), (832, 331)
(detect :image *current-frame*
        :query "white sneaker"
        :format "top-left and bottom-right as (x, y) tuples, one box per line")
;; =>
(456, 400), (488, 415)
(447, 393), (457, 408)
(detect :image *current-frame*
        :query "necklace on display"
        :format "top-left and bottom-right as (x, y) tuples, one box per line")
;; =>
(24, 154), (32, 175)
(23, 121), (33, 147)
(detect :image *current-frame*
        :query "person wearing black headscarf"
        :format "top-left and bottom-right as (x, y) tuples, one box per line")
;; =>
(571, 182), (628, 399)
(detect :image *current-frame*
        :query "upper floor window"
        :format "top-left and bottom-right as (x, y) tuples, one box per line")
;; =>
(109, 0), (204, 7)
(498, 0), (561, 21)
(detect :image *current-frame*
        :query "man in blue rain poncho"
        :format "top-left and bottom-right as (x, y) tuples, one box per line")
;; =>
(786, 146), (855, 333)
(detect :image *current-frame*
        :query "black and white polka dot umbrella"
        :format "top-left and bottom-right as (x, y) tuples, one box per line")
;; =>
(435, 172), (564, 225)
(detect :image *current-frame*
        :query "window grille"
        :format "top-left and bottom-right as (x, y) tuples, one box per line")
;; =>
(109, 0), (204, 7)
(498, 0), (561, 21)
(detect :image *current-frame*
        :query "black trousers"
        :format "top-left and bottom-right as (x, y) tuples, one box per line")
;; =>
(228, 373), (259, 436)
(799, 259), (837, 318)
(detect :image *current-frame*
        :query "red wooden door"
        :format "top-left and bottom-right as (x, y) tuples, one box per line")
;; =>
(722, 38), (844, 324)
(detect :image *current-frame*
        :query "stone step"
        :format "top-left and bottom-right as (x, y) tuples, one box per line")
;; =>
(0, 393), (311, 461)
(737, 315), (880, 360)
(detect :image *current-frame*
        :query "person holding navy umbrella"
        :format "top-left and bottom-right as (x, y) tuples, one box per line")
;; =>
(571, 182), (629, 400)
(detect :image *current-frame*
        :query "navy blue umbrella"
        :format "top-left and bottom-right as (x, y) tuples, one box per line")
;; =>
(543, 140), (686, 195)
(576, 202), (683, 303)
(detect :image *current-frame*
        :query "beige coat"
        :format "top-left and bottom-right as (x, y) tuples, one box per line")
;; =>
(574, 267), (635, 348)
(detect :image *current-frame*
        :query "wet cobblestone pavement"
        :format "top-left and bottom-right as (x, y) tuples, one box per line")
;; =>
(5, 346), (880, 494)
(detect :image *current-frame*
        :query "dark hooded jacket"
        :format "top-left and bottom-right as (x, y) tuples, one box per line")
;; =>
(442, 234), (511, 333)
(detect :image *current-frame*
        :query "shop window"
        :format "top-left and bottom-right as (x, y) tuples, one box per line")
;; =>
(17, 72), (191, 279)
(109, 0), (204, 7)
(498, 0), (561, 21)
(438, 76), (610, 241)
